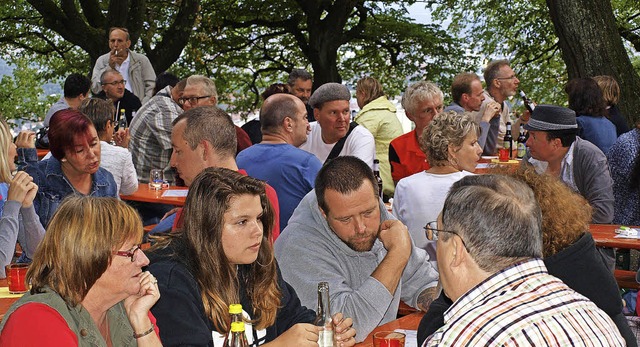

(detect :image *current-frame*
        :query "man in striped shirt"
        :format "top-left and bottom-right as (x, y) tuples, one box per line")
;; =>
(425, 174), (624, 347)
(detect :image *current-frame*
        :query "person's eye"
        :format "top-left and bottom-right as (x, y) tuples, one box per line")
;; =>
(338, 217), (351, 223)
(237, 219), (247, 225)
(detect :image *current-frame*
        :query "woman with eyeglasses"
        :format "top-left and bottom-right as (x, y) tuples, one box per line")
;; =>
(0, 119), (45, 277)
(417, 168), (636, 347)
(0, 196), (162, 346)
(392, 111), (482, 255)
(17, 109), (118, 228)
(148, 167), (357, 346)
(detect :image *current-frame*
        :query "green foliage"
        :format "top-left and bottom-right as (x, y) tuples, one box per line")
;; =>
(0, 57), (58, 125)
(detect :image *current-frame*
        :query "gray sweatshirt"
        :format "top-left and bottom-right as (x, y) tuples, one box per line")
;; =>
(274, 190), (439, 342)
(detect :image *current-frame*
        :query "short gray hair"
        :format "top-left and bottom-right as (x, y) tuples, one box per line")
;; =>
(484, 60), (510, 88)
(100, 69), (122, 85)
(401, 81), (443, 115)
(172, 106), (236, 159)
(421, 111), (480, 166)
(442, 174), (543, 273)
(186, 75), (218, 99)
(287, 69), (312, 86)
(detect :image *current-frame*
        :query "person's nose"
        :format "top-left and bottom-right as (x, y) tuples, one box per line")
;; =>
(353, 216), (366, 234)
(526, 136), (533, 148)
(137, 250), (150, 267)
(169, 152), (177, 168)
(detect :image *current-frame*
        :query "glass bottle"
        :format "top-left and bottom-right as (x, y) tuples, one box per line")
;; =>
(314, 282), (334, 347)
(373, 159), (383, 199)
(226, 321), (249, 347)
(503, 122), (513, 159)
(223, 304), (245, 347)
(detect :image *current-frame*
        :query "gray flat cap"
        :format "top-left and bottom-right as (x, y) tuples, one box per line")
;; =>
(309, 83), (351, 109)
(523, 104), (578, 131)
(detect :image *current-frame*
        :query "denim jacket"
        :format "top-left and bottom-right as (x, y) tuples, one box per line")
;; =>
(17, 148), (117, 227)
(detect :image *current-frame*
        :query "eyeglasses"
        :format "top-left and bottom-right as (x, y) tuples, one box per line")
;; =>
(113, 244), (142, 262)
(102, 80), (126, 86)
(424, 221), (468, 249)
(178, 95), (212, 105)
(495, 75), (517, 81)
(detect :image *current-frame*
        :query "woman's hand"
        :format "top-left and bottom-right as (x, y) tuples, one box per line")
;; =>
(124, 271), (160, 331)
(268, 323), (319, 347)
(8, 171), (38, 207)
(15, 131), (36, 149)
(113, 128), (130, 148)
(332, 312), (356, 347)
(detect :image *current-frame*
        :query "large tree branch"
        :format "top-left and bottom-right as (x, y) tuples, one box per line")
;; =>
(618, 24), (640, 52)
(78, 0), (104, 28)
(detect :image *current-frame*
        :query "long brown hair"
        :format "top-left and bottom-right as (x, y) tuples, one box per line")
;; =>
(151, 167), (279, 333)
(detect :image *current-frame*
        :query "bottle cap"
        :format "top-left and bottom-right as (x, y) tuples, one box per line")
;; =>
(229, 304), (242, 314)
(230, 321), (245, 332)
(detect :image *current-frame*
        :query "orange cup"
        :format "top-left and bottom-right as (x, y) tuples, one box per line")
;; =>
(373, 331), (405, 347)
(5, 264), (29, 294)
(498, 148), (510, 162)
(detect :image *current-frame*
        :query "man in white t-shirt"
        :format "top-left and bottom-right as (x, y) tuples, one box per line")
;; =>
(300, 82), (375, 167)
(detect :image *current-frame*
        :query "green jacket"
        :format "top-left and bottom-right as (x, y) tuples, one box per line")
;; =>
(0, 287), (138, 346)
(355, 96), (403, 196)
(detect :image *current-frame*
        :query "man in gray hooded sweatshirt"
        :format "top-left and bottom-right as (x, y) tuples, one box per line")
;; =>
(274, 156), (439, 342)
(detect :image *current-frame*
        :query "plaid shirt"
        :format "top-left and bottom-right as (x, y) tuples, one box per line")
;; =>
(129, 86), (183, 183)
(425, 259), (624, 347)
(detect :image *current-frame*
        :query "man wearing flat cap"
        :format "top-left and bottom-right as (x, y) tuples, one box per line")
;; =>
(300, 83), (375, 167)
(522, 105), (614, 224)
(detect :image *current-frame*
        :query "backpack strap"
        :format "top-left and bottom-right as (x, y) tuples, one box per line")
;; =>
(326, 121), (358, 162)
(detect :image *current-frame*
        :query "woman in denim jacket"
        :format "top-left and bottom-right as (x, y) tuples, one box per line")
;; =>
(17, 109), (117, 228)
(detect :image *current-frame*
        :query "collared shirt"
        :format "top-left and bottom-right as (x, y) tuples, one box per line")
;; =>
(389, 130), (430, 182)
(116, 53), (132, 93)
(425, 259), (624, 347)
(527, 141), (577, 192)
(129, 85), (183, 183)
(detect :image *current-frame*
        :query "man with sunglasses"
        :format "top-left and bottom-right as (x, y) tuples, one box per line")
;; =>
(422, 175), (623, 346)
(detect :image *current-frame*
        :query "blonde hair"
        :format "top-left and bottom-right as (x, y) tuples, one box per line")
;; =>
(592, 75), (620, 106)
(0, 119), (13, 183)
(28, 196), (143, 306)
(356, 77), (385, 107)
(421, 111), (480, 166)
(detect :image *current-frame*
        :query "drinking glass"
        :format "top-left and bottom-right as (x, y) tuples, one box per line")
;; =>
(373, 331), (405, 347)
(149, 169), (164, 190)
(498, 148), (510, 162)
(5, 264), (29, 294)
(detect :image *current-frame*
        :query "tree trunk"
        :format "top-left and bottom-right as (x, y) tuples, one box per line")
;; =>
(546, 0), (640, 124)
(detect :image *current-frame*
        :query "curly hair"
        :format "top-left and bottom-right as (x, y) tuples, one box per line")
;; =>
(420, 111), (479, 166)
(491, 167), (592, 257)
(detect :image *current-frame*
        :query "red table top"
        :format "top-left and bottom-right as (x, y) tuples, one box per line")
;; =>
(590, 224), (640, 249)
(120, 185), (188, 206)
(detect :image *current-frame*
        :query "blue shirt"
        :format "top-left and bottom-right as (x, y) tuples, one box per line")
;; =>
(576, 115), (617, 155)
(17, 148), (118, 227)
(237, 143), (322, 230)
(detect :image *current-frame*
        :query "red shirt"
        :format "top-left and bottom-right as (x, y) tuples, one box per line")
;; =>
(389, 130), (430, 182)
(173, 169), (281, 242)
(0, 303), (160, 346)
(235, 126), (252, 154)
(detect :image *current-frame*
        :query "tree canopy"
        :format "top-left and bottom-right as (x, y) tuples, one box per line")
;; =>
(0, 0), (639, 122)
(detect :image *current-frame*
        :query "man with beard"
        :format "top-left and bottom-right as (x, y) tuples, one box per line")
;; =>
(274, 156), (439, 343)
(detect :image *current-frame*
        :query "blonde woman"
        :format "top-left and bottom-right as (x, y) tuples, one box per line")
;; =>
(0, 196), (161, 346)
(0, 119), (44, 276)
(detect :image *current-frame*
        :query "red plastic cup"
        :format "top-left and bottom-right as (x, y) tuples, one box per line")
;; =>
(5, 264), (29, 294)
(373, 331), (405, 347)
(498, 148), (510, 162)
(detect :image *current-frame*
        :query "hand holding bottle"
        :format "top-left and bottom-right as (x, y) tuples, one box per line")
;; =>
(481, 101), (501, 123)
(332, 312), (356, 347)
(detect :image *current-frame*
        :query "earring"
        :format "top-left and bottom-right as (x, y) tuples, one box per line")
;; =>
(61, 158), (67, 162)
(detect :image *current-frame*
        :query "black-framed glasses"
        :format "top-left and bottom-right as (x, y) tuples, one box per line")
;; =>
(178, 95), (212, 105)
(113, 244), (142, 262)
(495, 75), (517, 80)
(424, 221), (468, 249)
(102, 79), (126, 86)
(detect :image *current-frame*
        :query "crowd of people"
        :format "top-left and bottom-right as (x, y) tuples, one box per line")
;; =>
(0, 25), (638, 346)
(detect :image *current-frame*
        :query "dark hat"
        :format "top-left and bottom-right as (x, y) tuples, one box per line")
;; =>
(523, 104), (577, 131)
(309, 83), (351, 109)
